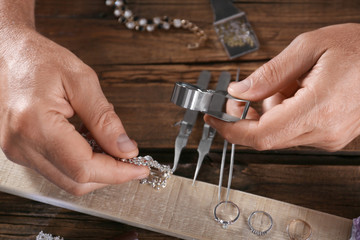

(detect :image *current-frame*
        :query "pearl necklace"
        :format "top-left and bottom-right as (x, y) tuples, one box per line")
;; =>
(105, 0), (208, 49)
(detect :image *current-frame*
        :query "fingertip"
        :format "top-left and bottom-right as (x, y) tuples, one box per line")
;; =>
(117, 146), (139, 159)
(204, 114), (215, 126)
(228, 80), (251, 97)
(134, 166), (150, 180)
(89, 153), (149, 184)
(204, 114), (227, 133)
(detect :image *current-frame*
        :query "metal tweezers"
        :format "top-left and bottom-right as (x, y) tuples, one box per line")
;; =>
(171, 70), (211, 173)
(217, 68), (249, 202)
(171, 69), (250, 201)
(192, 71), (231, 184)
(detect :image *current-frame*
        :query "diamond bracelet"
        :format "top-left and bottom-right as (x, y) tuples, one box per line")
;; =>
(83, 134), (172, 190)
(119, 155), (172, 190)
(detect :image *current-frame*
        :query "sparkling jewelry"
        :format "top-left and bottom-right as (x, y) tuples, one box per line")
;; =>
(286, 219), (312, 240)
(82, 133), (172, 190)
(119, 155), (172, 190)
(247, 211), (274, 236)
(105, 0), (208, 49)
(36, 231), (63, 240)
(213, 201), (240, 229)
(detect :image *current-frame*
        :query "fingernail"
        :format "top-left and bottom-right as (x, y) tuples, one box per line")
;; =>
(135, 171), (149, 180)
(204, 115), (213, 125)
(117, 134), (137, 153)
(229, 79), (250, 94)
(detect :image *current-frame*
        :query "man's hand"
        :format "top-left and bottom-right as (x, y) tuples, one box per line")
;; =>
(0, 14), (149, 195)
(205, 23), (360, 151)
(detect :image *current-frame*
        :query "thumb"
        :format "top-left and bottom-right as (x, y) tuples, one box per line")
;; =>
(67, 68), (138, 159)
(229, 32), (326, 101)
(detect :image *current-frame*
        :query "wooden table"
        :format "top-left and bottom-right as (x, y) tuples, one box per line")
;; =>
(1, 0), (360, 239)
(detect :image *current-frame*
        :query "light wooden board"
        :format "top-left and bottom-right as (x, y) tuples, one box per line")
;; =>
(0, 150), (352, 239)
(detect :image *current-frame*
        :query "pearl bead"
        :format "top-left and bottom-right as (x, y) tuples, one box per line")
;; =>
(162, 22), (170, 30)
(173, 19), (182, 28)
(114, 9), (122, 17)
(153, 17), (161, 25)
(124, 10), (132, 18)
(126, 21), (135, 29)
(139, 18), (147, 26)
(146, 25), (155, 32)
(114, 0), (123, 7)
(105, 0), (114, 6)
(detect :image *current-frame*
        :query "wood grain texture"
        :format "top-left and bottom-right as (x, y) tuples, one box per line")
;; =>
(0, 151), (353, 239)
(1, 150), (360, 239)
(31, 0), (360, 152)
(91, 63), (360, 152)
(34, 0), (360, 65)
(1, 1), (360, 239)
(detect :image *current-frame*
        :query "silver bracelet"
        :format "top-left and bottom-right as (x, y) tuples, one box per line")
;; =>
(119, 155), (172, 190)
(36, 231), (63, 240)
(83, 134), (172, 190)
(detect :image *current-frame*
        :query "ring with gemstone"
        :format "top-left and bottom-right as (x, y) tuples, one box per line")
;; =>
(286, 219), (312, 240)
(247, 210), (273, 236)
(213, 201), (240, 229)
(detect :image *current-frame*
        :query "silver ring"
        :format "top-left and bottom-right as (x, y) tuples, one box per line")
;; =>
(247, 210), (273, 236)
(214, 201), (240, 229)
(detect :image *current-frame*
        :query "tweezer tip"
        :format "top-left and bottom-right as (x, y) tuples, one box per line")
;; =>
(192, 170), (199, 186)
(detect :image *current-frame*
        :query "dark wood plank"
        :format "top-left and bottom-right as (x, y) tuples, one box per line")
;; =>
(89, 63), (360, 152)
(1, 0), (360, 239)
(34, 0), (360, 64)
(0, 192), (178, 240)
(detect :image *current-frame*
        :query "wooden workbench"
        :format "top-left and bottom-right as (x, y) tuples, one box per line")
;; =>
(1, 0), (360, 239)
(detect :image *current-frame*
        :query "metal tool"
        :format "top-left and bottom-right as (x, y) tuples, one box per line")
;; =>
(171, 82), (250, 122)
(217, 68), (247, 202)
(171, 71), (211, 173)
(170, 70), (250, 187)
(210, 0), (259, 59)
(192, 72), (231, 185)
